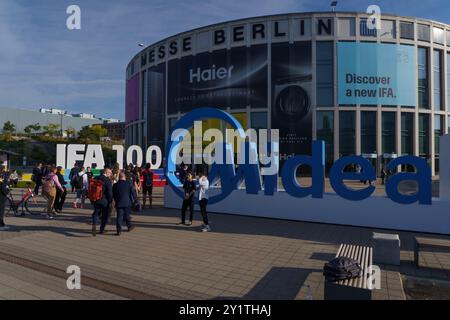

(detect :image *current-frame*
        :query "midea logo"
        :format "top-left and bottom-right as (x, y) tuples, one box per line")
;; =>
(189, 65), (234, 83)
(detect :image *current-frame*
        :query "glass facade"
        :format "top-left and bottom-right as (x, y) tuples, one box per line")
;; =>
(447, 53), (450, 112)
(382, 112), (396, 154)
(401, 113), (414, 155)
(434, 115), (442, 173)
(418, 47), (429, 109)
(361, 111), (376, 154)
(316, 42), (334, 106)
(433, 50), (442, 110)
(339, 111), (355, 156)
(418, 114), (430, 158)
(433, 27), (445, 44)
(317, 111), (334, 171)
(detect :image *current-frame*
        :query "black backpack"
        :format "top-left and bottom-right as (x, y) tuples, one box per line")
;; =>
(323, 257), (362, 282)
(143, 171), (153, 187)
(73, 174), (84, 189)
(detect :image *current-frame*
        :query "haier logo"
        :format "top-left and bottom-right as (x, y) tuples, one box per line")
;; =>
(189, 65), (234, 83)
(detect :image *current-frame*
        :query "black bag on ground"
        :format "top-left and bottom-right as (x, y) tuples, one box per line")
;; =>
(323, 257), (362, 282)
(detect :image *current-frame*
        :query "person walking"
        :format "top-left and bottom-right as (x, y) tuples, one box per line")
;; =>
(86, 167), (94, 180)
(91, 168), (113, 236)
(141, 163), (153, 209)
(72, 167), (88, 209)
(54, 166), (67, 213)
(178, 173), (196, 226)
(198, 171), (210, 232)
(68, 163), (79, 193)
(32, 163), (43, 195)
(112, 172), (136, 236)
(42, 166), (64, 219)
(0, 165), (10, 231)
(380, 167), (387, 185)
(8, 170), (19, 188)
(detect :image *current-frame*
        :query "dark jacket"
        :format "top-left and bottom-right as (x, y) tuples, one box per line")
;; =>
(182, 179), (197, 199)
(56, 172), (66, 188)
(113, 180), (136, 208)
(32, 167), (43, 182)
(95, 174), (113, 207)
(0, 180), (9, 204)
(69, 167), (79, 183)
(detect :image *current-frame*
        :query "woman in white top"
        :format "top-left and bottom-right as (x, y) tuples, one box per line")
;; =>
(198, 171), (210, 232)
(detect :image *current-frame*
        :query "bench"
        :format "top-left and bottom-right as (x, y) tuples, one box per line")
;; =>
(324, 244), (373, 300)
(414, 237), (450, 268)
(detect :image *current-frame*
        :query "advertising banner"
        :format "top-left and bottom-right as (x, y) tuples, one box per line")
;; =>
(337, 42), (417, 106)
(125, 74), (139, 123)
(271, 41), (312, 162)
(167, 45), (268, 114)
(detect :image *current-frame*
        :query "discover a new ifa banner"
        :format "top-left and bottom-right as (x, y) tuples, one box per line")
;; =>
(337, 42), (416, 106)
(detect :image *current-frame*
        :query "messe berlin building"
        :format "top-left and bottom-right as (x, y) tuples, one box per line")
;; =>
(125, 11), (450, 176)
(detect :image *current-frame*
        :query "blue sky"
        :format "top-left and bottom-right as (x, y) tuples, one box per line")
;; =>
(0, 0), (449, 120)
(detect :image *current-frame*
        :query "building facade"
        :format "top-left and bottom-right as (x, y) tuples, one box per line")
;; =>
(0, 107), (102, 134)
(125, 11), (450, 176)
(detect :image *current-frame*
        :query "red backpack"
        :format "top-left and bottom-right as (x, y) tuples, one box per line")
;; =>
(88, 179), (103, 203)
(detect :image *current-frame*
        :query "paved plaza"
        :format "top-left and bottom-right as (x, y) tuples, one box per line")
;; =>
(0, 187), (449, 300)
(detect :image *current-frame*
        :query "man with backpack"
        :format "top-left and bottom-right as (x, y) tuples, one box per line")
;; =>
(72, 167), (89, 209)
(0, 165), (10, 231)
(42, 166), (64, 219)
(89, 168), (113, 236)
(141, 163), (154, 209)
(69, 163), (79, 193)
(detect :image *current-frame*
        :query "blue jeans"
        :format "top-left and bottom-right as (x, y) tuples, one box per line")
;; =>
(116, 207), (132, 232)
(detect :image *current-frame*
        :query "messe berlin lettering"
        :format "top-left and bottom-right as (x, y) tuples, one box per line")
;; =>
(165, 108), (432, 206)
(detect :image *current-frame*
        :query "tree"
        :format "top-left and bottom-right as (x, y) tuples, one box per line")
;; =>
(24, 123), (41, 136)
(78, 125), (107, 142)
(2, 121), (15, 135)
(42, 123), (61, 137)
(65, 126), (76, 138)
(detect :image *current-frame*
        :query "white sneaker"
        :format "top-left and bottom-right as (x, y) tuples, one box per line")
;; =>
(186, 220), (192, 226)
(46, 214), (54, 220)
(202, 225), (211, 232)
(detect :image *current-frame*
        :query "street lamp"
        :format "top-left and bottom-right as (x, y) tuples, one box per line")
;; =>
(330, 1), (338, 12)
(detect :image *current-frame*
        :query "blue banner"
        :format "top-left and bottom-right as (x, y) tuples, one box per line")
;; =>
(337, 42), (416, 106)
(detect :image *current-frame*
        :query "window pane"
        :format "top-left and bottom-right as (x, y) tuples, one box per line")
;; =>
(382, 112), (396, 154)
(360, 19), (377, 37)
(433, 50), (442, 110)
(417, 24), (430, 42)
(418, 47), (429, 109)
(338, 18), (355, 37)
(447, 53), (450, 112)
(401, 113), (414, 155)
(418, 114), (430, 157)
(400, 22), (414, 40)
(339, 111), (355, 156)
(381, 20), (396, 40)
(433, 27), (444, 44)
(316, 42), (334, 106)
(361, 111), (377, 154)
(317, 111), (334, 171)
(434, 115), (442, 155)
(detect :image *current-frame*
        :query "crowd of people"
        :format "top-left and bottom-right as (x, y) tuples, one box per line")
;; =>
(0, 161), (212, 234)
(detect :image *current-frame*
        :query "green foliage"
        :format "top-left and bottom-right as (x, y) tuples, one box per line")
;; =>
(42, 123), (61, 137)
(2, 121), (15, 134)
(24, 123), (41, 136)
(78, 125), (108, 143)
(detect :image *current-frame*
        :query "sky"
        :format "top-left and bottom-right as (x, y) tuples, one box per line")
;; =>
(0, 0), (449, 120)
